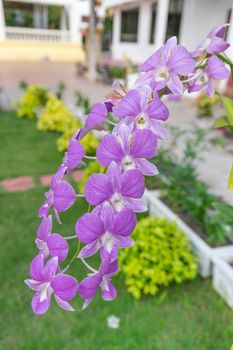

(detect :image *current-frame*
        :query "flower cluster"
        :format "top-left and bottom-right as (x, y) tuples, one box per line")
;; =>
(26, 24), (231, 314)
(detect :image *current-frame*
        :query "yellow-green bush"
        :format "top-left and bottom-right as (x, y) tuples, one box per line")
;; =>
(16, 85), (49, 119)
(37, 96), (79, 133)
(78, 160), (105, 192)
(38, 96), (99, 155)
(119, 217), (197, 299)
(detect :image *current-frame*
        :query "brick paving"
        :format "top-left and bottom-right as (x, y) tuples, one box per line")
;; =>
(0, 170), (84, 193)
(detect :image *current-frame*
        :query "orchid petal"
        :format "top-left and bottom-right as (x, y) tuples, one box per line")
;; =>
(75, 213), (105, 243)
(47, 234), (69, 262)
(51, 274), (78, 301)
(111, 208), (137, 236)
(55, 295), (75, 311)
(121, 169), (145, 198)
(97, 134), (124, 167)
(53, 181), (76, 212)
(31, 292), (51, 315)
(84, 174), (113, 206)
(130, 129), (157, 159)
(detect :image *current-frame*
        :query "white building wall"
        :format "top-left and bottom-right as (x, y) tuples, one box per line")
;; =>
(180, 0), (232, 51)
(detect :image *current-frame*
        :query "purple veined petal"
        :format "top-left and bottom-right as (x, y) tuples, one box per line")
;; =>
(37, 215), (52, 240)
(117, 235), (134, 248)
(51, 274), (78, 301)
(25, 279), (42, 291)
(53, 181), (76, 212)
(167, 45), (196, 75)
(208, 23), (229, 39)
(150, 76), (168, 93)
(123, 197), (148, 213)
(140, 47), (163, 72)
(84, 173), (113, 206)
(111, 208), (137, 237)
(67, 138), (85, 171)
(78, 273), (102, 300)
(113, 123), (131, 154)
(78, 240), (101, 259)
(55, 295), (75, 311)
(75, 213), (105, 244)
(42, 256), (59, 281)
(54, 208), (62, 225)
(100, 259), (119, 277)
(139, 85), (152, 111)
(101, 281), (117, 301)
(35, 238), (49, 258)
(106, 162), (122, 192)
(82, 298), (94, 310)
(100, 245), (118, 263)
(29, 254), (45, 281)
(130, 129), (157, 159)
(100, 202), (115, 231)
(31, 292), (51, 315)
(113, 89), (142, 118)
(104, 100), (113, 112)
(167, 73), (183, 95)
(205, 56), (230, 80)
(150, 120), (167, 139)
(120, 169), (145, 199)
(162, 36), (177, 61)
(133, 71), (154, 90)
(80, 103), (108, 138)
(136, 158), (159, 176)
(205, 79), (215, 97)
(96, 134), (124, 167)
(145, 94), (169, 121)
(188, 80), (205, 93)
(207, 36), (230, 54)
(47, 234), (69, 263)
(51, 166), (67, 188)
(38, 200), (50, 218)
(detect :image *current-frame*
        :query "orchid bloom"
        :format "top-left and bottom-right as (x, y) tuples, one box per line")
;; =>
(97, 123), (158, 176)
(137, 37), (196, 95)
(36, 215), (69, 262)
(84, 162), (146, 212)
(25, 255), (78, 314)
(76, 202), (136, 261)
(78, 260), (118, 309)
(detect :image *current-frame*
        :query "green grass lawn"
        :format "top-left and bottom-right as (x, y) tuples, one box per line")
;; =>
(0, 111), (61, 179)
(0, 187), (233, 350)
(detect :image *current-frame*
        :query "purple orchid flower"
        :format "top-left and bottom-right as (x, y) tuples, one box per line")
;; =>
(138, 37), (196, 95)
(25, 255), (78, 314)
(76, 202), (136, 261)
(36, 215), (69, 262)
(113, 88), (169, 139)
(84, 162), (146, 212)
(78, 260), (118, 309)
(79, 103), (108, 138)
(192, 24), (230, 57)
(38, 166), (77, 223)
(204, 55), (230, 96)
(62, 130), (85, 172)
(97, 123), (158, 176)
(188, 55), (230, 96)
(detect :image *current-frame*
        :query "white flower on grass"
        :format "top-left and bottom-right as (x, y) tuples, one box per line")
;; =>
(107, 315), (120, 329)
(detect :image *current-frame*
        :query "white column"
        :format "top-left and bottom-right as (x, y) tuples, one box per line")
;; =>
(138, 2), (151, 47)
(33, 4), (41, 28)
(69, 0), (81, 43)
(0, 0), (5, 40)
(42, 5), (48, 29)
(112, 8), (120, 59)
(60, 7), (67, 30)
(155, 0), (170, 47)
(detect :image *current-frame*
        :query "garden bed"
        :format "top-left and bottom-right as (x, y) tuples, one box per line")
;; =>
(144, 189), (233, 306)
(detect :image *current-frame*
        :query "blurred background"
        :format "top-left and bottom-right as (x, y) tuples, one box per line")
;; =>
(0, 0), (233, 349)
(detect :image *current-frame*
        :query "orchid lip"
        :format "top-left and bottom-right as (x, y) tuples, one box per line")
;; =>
(122, 155), (135, 171)
(110, 193), (124, 212)
(136, 113), (149, 129)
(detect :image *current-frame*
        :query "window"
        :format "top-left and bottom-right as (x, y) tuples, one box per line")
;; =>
(150, 2), (157, 44)
(166, 0), (184, 41)
(120, 8), (139, 43)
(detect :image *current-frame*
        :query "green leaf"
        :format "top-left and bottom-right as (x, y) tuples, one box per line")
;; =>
(228, 165), (233, 190)
(222, 96), (233, 125)
(214, 202), (233, 223)
(214, 117), (231, 128)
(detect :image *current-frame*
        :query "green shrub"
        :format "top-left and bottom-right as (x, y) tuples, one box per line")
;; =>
(119, 217), (197, 299)
(109, 66), (126, 79)
(79, 160), (105, 192)
(16, 85), (49, 119)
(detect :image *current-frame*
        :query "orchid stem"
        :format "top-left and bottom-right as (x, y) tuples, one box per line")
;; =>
(106, 119), (118, 126)
(76, 194), (85, 198)
(64, 234), (77, 240)
(84, 155), (97, 160)
(81, 258), (98, 273)
(61, 240), (81, 273)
